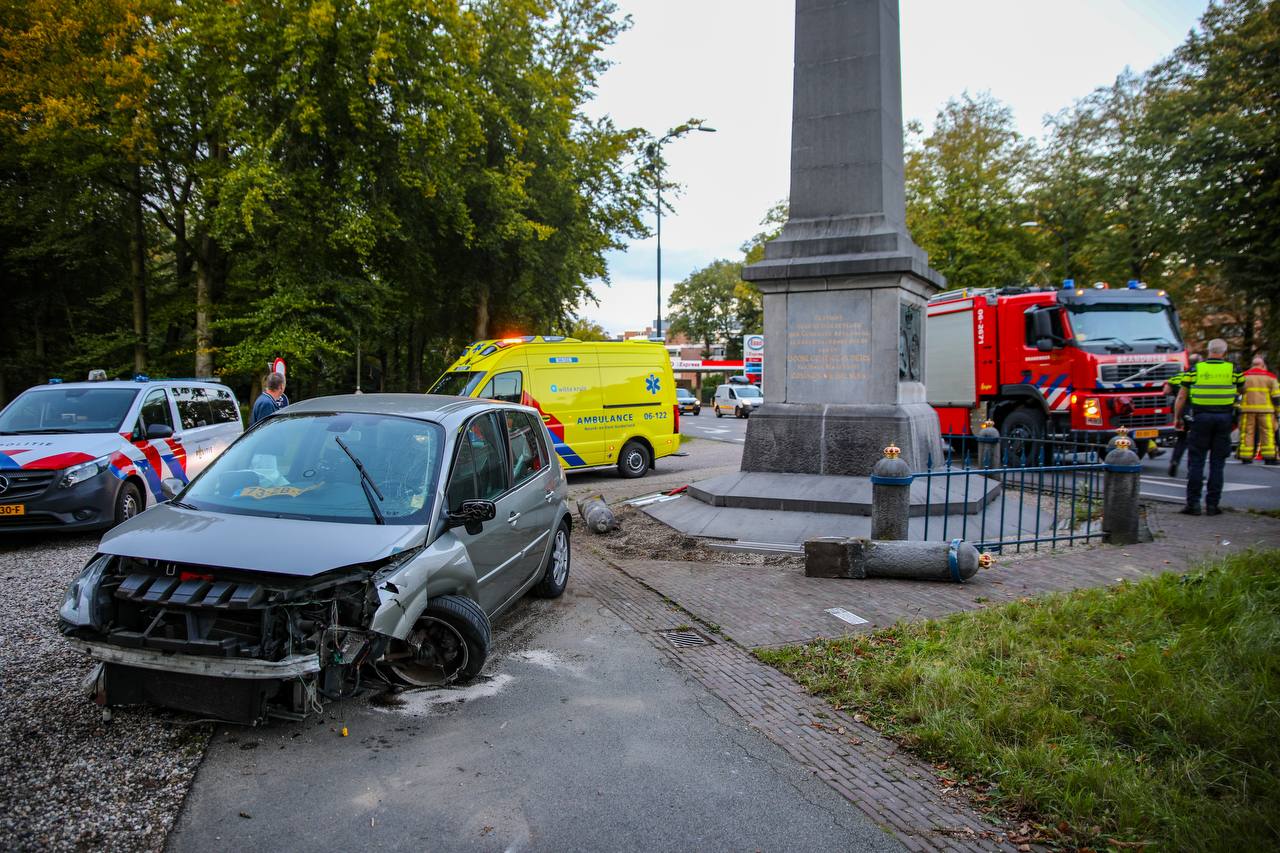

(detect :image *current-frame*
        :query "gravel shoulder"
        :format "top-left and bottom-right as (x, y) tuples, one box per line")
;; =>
(0, 533), (211, 852)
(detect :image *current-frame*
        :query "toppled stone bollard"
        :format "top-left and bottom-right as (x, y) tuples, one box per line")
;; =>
(870, 444), (912, 541)
(577, 495), (617, 534)
(804, 537), (994, 582)
(976, 419), (1001, 469)
(1103, 437), (1142, 545)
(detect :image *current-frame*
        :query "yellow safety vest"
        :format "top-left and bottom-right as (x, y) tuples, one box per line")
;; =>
(1186, 359), (1243, 410)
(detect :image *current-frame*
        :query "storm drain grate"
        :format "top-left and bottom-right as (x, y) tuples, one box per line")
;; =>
(659, 629), (714, 649)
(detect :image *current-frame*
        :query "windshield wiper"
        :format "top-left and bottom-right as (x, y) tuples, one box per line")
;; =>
(8, 427), (80, 434)
(1081, 336), (1133, 353)
(169, 499), (199, 511)
(334, 435), (385, 525)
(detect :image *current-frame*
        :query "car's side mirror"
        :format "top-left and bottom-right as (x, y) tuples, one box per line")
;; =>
(146, 423), (174, 439)
(447, 499), (497, 535)
(160, 478), (185, 502)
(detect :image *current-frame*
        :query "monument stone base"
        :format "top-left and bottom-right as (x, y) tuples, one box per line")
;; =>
(741, 402), (944, 477)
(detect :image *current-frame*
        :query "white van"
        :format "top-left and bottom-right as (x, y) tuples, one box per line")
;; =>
(712, 383), (763, 418)
(0, 378), (242, 532)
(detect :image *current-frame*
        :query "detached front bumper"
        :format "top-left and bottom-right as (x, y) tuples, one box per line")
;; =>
(67, 639), (320, 679)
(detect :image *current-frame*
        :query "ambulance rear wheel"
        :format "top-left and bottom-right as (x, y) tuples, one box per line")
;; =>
(618, 441), (650, 479)
(113, 481), (142, 527)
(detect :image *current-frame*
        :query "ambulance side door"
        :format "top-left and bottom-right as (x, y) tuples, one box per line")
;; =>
(530, 354), (605, 468)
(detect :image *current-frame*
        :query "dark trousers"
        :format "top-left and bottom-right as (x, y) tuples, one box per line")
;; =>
(1186, 411), (1233, 508)
(1171, 427), (1190, 465)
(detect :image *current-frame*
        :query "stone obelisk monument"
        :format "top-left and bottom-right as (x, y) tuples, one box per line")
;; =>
(741, 0), (946, 476)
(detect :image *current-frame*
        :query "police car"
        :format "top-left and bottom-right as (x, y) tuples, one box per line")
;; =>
(0, 376), (242, 532)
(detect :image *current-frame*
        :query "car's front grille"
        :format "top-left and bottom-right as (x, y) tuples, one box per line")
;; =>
(0, 469), (58, 501)
(1100, 362), (1182, 384)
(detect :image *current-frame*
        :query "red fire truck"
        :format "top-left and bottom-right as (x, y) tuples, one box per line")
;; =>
(925, 282), (1188, 449)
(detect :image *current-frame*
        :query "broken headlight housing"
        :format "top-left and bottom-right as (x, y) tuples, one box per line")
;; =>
(60, 553), (115, 631)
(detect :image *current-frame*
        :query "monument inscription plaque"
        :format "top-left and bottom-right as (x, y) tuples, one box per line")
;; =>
(786, 292), (872, 402)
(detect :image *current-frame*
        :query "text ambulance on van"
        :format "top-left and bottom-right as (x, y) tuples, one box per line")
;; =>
(430, 336), (679, 478)
(0, 377), (242, 532)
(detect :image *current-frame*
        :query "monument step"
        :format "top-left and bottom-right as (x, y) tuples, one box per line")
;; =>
(687, 470), (999, 517)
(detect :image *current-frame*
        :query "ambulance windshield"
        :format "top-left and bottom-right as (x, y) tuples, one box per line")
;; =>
(0, 387), (139, 434)
(429, 371), (486, 397)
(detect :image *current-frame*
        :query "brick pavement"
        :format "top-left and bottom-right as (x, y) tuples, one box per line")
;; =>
(573, 550), (1016, 852)
(571, 501), (1280, 851)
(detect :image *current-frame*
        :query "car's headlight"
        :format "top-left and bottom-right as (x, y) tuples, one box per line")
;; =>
(60, 455), (111, 489)
(60, 553), (114, 630)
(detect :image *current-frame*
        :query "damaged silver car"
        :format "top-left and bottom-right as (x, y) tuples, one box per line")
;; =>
(60, 395), (571, 724)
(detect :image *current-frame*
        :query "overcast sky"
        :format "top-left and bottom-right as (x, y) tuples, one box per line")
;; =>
(576, 0), (1210, 336)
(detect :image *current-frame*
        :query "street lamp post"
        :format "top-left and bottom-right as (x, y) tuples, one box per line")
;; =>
(1021, 220), (1070, 282)
(650, 123), (715, 339)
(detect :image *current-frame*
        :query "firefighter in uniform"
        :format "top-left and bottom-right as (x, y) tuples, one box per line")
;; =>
(1237, 356), (1280, 464)
(1172, 338), (1244, 515)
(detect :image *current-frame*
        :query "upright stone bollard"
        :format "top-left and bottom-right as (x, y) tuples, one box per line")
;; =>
(870, 443), (912, 540)
(976, 419), (1001, 469)
(1103, 437), (1142, 545)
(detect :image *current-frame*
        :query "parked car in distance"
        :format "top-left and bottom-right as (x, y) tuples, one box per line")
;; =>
(430, 335), (680, 479)
(712, 383), (763, 418)
(676, 387), (701, 416)
(60, 394), (571, 724)
(0, 377), (241, 532)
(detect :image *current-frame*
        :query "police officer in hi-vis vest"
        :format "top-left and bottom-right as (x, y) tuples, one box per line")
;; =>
(1172, 338), (1244, 516)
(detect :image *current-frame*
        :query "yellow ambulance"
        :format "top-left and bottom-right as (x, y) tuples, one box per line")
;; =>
(430, 336), (680, 478)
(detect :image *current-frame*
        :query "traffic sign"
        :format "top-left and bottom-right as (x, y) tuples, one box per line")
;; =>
(271, 357), (287, 380)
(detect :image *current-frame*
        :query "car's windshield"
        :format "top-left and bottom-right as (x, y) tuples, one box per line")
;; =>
(735, 386), (763, 398)
(676, 389), (694, 399)
(182, 413), (445, 525)
(429, 371), (485, 397)
(1067, 305), (1182, 351)
(0, 387), (139, 434)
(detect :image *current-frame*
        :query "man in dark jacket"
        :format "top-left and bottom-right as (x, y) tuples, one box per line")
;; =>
(251, 372), (289, 425)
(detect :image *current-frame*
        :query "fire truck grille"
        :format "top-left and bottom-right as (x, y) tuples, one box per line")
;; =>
(1113, 412), (1172, 429)
(1099, 362), (1182, 384)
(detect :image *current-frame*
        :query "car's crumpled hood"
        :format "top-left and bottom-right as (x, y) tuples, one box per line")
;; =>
(99, 503), (428, 576)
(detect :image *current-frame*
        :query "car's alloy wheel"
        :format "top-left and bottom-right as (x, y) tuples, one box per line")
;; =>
(533, 521), (571, 598)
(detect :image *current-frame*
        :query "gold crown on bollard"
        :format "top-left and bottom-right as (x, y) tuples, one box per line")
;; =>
(980, 419), (995, 430)
(883, 443), (902, 459)
(1114, 436), (1133, 450)
(977, 552), (995, 570)
(1114, 426), (1129, 436)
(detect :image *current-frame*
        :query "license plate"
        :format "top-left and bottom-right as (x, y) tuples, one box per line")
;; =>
(0, 504), (25, 516)
(1134, 428), (1158, 439)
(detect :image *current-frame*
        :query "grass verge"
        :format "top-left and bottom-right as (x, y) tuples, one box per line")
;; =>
(757, 550), (1280, 851)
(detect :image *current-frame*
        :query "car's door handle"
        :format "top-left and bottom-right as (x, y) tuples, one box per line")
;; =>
(507, 512), (521, 526)
(544, 489), (556, 503)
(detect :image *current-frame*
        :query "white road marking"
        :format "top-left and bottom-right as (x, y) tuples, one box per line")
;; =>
(825, 607), (869, 626)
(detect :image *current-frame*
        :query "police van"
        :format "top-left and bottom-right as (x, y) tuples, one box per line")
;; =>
(431, 336), (679, 478)
(0, 376), (242, 532)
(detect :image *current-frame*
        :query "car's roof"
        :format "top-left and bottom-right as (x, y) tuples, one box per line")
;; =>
(23, 379), (227, 392)
(285, 393), (518, 421)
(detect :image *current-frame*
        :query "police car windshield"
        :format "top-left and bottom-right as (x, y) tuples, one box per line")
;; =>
(430, 371), (486, 397)
(0, 388), (139, 434)
(735, 386), (763, 398)
(1067, 305), (1181, 352)
(182, 413), (445, 525)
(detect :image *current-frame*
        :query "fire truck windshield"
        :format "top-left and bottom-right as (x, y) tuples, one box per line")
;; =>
(1066, 304), (1181, 352)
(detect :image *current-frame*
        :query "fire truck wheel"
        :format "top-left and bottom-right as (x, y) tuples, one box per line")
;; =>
(1000, 408), (1047, 466)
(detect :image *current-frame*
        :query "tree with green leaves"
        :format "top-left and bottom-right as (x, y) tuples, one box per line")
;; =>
(667, 259), (742, 356)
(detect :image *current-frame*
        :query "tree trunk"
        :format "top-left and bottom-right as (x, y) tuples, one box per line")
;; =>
(195, 231), (213, 378)
(408, 313), (425, 392)
(473, 287), (490, 341)
(129, 167), (148, 372)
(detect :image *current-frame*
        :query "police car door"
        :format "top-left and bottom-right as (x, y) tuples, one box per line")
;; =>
(132, 387), (182, 501)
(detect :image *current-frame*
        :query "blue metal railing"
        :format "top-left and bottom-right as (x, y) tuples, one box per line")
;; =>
(911, 434), (1107, 553)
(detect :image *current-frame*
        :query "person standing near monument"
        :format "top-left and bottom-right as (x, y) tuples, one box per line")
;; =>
(1237, 355), (1280, 464)
(251, 372), (289, 425)
(1172, 338), (1243, 515)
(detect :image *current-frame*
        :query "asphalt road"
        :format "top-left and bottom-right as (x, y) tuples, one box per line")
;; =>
(679, 410), (749, 445)
(169, 575), (901, 853)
